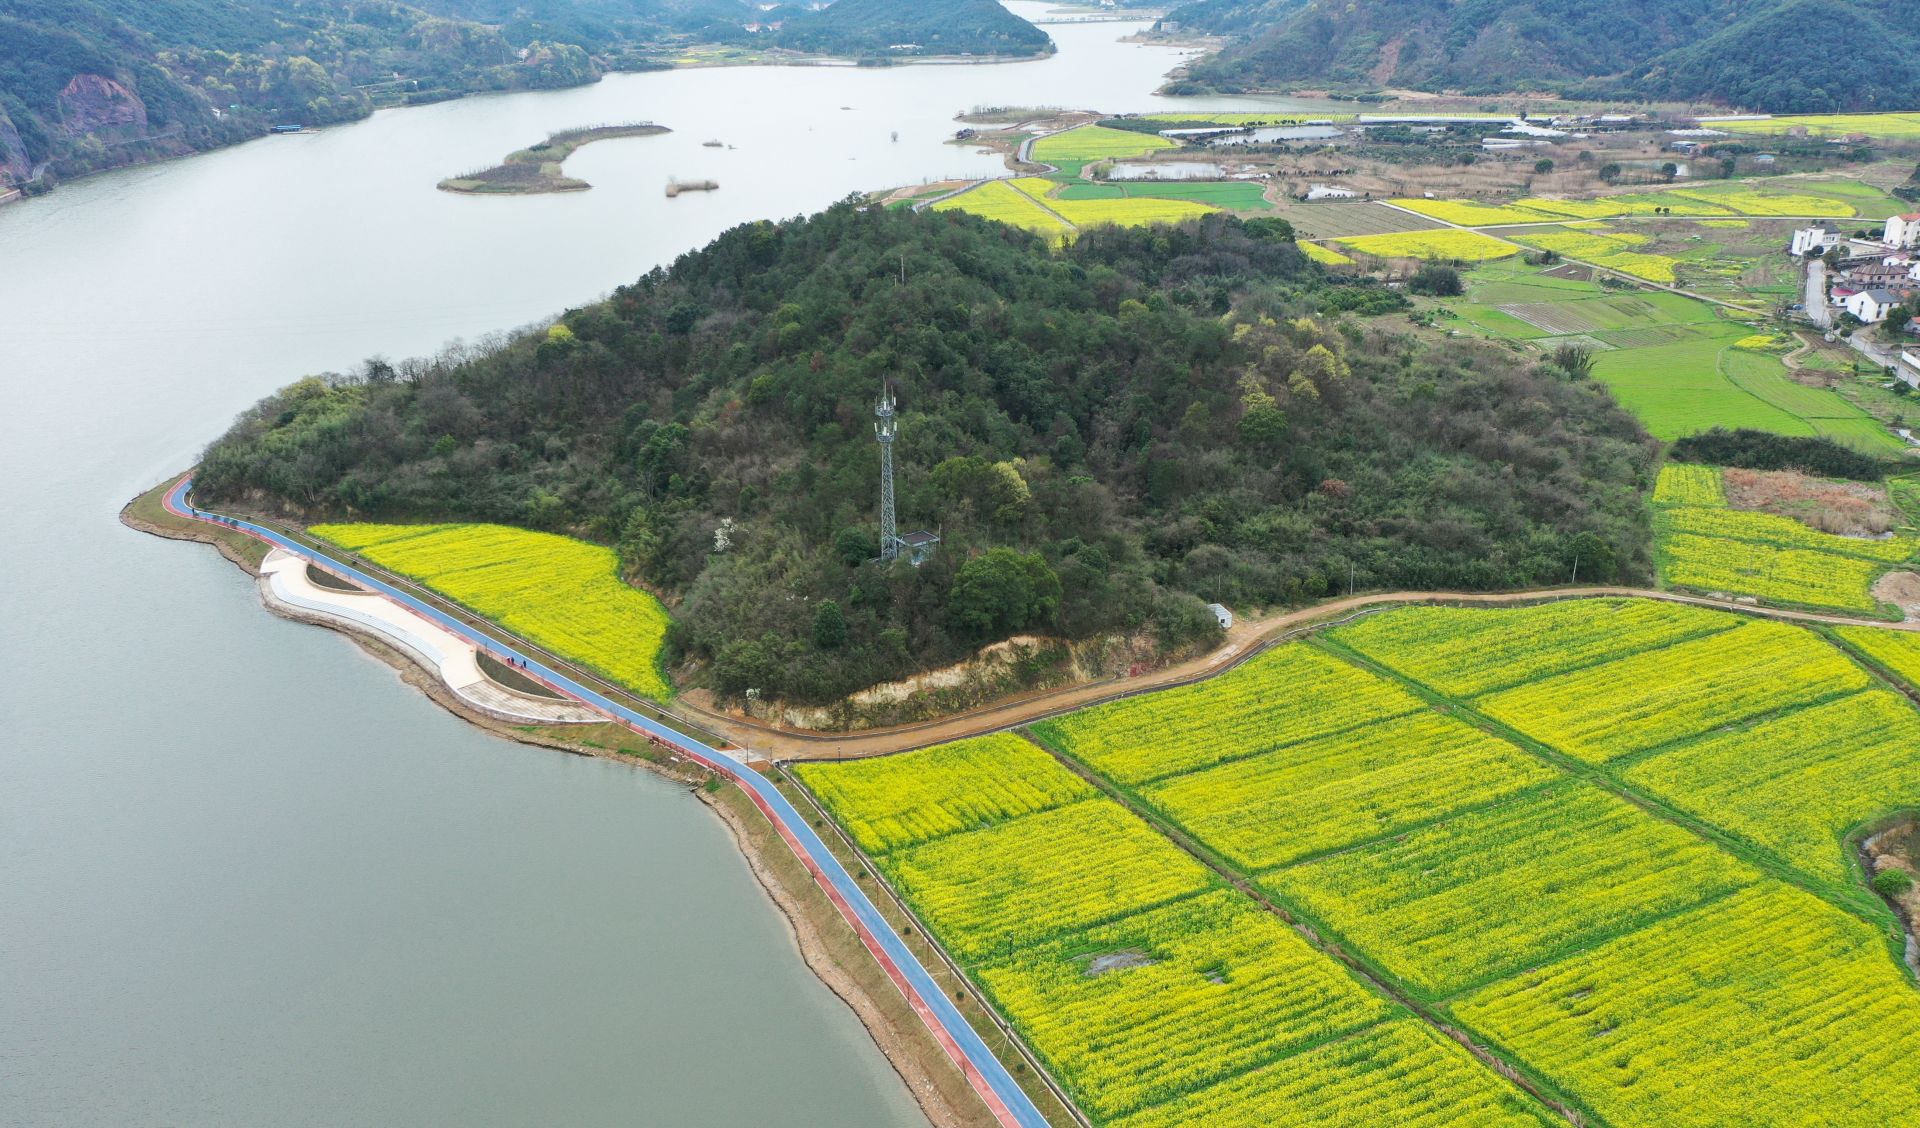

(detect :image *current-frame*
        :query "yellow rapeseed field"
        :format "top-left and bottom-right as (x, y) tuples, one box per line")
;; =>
(310, 522), (672, 700)
(1298, 241), (1355, 265)
(933, 180), (1070, 241)
(792, 733), (1092, 855)
(1268, 782), (1759, 997)
(1651, 464), (1726, 506)
(1335, 229), (1518, 261)
(1475, 619), (1870, 763)
(1030, 124), (1175, 163)
(1451, 884), (1920, 1128)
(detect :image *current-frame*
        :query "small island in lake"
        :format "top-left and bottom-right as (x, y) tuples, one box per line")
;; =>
(438, 122), (671, 195)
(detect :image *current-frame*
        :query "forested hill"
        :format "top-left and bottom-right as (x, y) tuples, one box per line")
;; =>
(196, 202), (1656, 706)
(1166, 0), (1920, 112)
(774, 0), (1051, 60)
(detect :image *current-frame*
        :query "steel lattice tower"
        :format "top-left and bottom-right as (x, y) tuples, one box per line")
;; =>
(875, 388), (899, 561)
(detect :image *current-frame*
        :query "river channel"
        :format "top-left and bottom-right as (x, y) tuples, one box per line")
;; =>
(0, 5), (1324, 1123)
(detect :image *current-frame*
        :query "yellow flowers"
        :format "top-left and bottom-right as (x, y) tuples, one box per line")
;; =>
(1386, 199), (1559, 226)
(310, 522), (673, 700)
(1477, 619), (1870, 764)
(932, 180), (1069, 241)
(1298, 241), (1355, 265)
(977, 890), (1396, 1121)
(1139, 710), (1556, 872)
(1032, 644), (1426, 785)
(1651, 463), (1725, 506)
(1508, 228), (1680, 282)
(1334, 229), (1518, 262)
(1623, 688), (1920, 891)
(1269, 783), (1760, 997)
(1109, 1019), (1553, 1128)
(1029, 125), (1176, 163)
(792, 733), (1091, 855)
(1330, 597), (1734, 697)
(1649, 468), (1916, 612)
(1451, 884), (1920, 1128)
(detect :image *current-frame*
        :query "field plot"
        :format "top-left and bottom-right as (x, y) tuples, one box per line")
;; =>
(796, 734), (1558, 1125)
(1057, 180), (1272, 210)
(1651, 463), (1726, 506)
(1836, 624), (1920, 689)
(1329, 598), (1736, 697)
(792, 733), (1091, 854)
(1299, 241), (1354, 265)
(1474, 619), (1871, 764)
(1137, 710), (1557, 871)
(1268, 782), (1759, 997)
(1623, 688), (1920, 893)
(1394, 179), (1897, 227)
(1711, 112), (1920, 141)
(1451, 884), (1920, 1128)
(974, 890), (1397, 1121)
(1652, 487), (1916, 612)
(1335, 229), (1517, 261)
(932, 180), (1070, 240)
(310, 522), (673, 699)
(1030, 125), (1174, 163)
(1264, 199), (1445, 239)
(1030, 644), (1425, 785)
(1108, 1019), (1553, 1128)
(883, 798), (1218, 960)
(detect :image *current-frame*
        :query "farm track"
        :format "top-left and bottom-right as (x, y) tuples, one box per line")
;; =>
(683, 585), (1920, 761)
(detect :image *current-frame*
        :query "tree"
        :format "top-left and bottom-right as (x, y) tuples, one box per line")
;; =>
(834, 526), (878, 565)
(1598, 162), (1623, 184)
(1660, 161), (1679, 182)
(812, 600), (847, 649)
(1549, 344), (1595, 381)
(948, 548), (1061, 637)
(1534, 158), (1554, 174)
(1565, 531), (1616, 582)
(1238, 391), (1289, 450)
(1409, 264), (1462, 296)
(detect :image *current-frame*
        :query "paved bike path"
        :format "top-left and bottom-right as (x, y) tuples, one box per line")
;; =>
(163, 477), (1048, 1128)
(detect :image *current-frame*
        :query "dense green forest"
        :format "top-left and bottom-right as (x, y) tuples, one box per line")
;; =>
(0, 0), (1047, 194)
(775, 0), (1050, 60)
(197, 202), (1657, 705)
(1164, 0), (1920, 112)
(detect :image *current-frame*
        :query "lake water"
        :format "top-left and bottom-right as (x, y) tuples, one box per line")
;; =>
(0, 5), (1322, 1123)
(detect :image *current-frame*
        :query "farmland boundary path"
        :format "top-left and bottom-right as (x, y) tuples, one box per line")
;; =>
(158, 476), (1055, 1128)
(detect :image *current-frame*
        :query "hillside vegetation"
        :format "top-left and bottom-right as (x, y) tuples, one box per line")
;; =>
(1167, 0), (1920, 112)
(775, 0), (1051, 59)
(195, 202), (1656, 705)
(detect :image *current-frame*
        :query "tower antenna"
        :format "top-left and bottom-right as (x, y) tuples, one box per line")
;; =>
(875, 386), (899, 562)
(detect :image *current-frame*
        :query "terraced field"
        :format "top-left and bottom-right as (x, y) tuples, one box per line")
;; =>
(798, 599), (1920, 1125)
(309, 522), (673, 699)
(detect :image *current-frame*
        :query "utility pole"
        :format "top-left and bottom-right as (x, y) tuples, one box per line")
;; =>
(875, 388), (899, 562)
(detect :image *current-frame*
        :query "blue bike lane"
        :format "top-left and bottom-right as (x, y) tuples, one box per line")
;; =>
(163, 475), (1053, 1128)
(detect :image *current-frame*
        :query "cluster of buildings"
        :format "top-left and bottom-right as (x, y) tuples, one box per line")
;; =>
(1794, 215), (1920, 324)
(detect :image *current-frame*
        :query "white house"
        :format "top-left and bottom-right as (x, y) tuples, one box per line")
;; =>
(1847, 288), (1901, 323)
(1886, 213), (1920, 248)
(1790, 222), (1843, 256)
(1205, 602), (1234, 630)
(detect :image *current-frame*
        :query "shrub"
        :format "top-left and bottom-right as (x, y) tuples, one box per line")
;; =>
(1872, 867), (1914, 898)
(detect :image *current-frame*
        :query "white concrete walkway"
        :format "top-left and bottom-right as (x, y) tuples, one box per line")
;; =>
(259, 548), (601, 725)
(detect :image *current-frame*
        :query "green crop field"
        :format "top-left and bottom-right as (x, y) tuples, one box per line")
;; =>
(1435, 263), (1900, 448)
(310, 522), (673, 699)
(797, 599), (1920, 1125)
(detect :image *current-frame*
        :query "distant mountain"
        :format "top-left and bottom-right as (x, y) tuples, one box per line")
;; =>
(1164, 0), (1920, 112)
(774, 0), (1052, 59)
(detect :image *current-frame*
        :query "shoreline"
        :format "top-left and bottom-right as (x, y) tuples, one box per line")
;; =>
(119, 477), (1000, 1128)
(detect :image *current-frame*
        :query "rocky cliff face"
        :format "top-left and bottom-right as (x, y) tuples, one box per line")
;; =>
(57, 74), (149, 137)
(0, 110), (31, 189)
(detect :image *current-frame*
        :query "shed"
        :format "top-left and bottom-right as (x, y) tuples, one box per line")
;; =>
(1205, 602), (1233, 630)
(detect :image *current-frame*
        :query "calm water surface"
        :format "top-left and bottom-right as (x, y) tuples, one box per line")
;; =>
(0, 7), (1322, 1123)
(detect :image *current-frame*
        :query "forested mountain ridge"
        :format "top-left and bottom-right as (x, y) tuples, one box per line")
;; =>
(775, 0), (1051, 60)
(1165, 0), (1920, 112)
(0, 0), (1048, 196)
(196, 202), (1657, 706)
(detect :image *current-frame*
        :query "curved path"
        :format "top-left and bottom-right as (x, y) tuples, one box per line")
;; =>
(680, 583), (1920, 760)
(162, 477), (1049, 1128)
